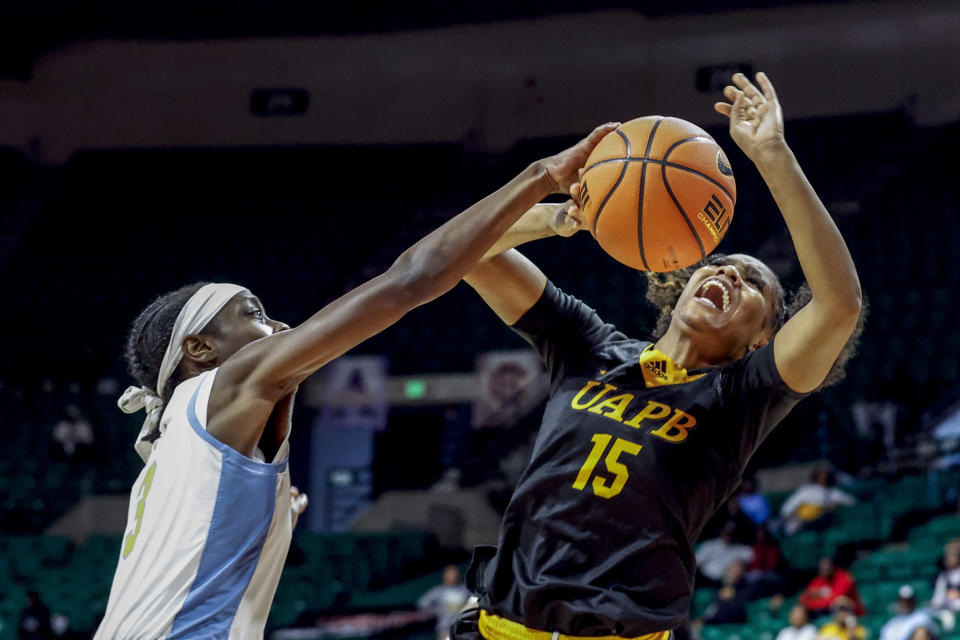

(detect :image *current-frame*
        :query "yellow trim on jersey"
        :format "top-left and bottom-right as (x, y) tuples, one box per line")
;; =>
(478, 610), (670, 640)
(638, 345), (706, 388)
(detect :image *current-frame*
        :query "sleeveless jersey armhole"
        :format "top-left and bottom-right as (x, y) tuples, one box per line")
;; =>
(184, 369), (288, 472)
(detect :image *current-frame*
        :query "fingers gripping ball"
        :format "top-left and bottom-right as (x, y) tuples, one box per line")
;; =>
(578, 116), (736, 272)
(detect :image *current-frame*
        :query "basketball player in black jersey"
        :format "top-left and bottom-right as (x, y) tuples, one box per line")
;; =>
(453, 73), (863, 640)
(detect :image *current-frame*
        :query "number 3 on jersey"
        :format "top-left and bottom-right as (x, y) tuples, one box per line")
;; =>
(123, 461), (157, 558)
(572, 433), (641, 499)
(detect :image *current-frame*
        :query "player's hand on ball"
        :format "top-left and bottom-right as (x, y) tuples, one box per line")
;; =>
(547, 200), (583, 238)
(540, 122), (621, 194)
(714, 72), (786, 165)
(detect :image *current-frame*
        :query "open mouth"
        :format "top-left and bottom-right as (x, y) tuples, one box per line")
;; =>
(695, 278), (731, 312)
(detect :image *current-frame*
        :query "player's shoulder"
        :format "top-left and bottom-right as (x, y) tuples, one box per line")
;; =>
(719, 341), (807, 399)
(588, 337), (651, 364)
(159, 369), (220, 433)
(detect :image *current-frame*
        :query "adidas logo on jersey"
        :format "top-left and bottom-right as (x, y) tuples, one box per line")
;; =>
(643, 359), (668, 380)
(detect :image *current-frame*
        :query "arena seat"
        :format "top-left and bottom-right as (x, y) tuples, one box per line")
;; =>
(701, 467), (960, 639)
(0, 529), (441, 636)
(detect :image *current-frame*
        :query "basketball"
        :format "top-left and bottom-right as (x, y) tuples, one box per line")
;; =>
(578, 116), (737, 272)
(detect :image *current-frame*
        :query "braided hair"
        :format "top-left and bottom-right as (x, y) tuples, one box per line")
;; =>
(123, 282), (211, 427)
(644, 254), (866, 389)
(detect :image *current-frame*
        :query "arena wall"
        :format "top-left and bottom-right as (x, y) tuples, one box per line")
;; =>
(0, 0), (956, 163)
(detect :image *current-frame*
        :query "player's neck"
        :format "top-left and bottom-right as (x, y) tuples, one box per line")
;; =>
(653, 325), (737, 371)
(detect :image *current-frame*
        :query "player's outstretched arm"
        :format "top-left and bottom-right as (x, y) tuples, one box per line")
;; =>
(464, 200), (585, 324)
(715, 72), (862, 393)
(478, 200), (583, 261)
(465, 250), (549, 326)
(206, 123), (619, 455)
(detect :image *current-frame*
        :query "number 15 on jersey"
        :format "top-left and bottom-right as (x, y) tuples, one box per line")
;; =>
(572, 433), (641, 499)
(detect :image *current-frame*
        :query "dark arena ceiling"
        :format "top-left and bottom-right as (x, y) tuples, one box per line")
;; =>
(0, 0), (889, 79)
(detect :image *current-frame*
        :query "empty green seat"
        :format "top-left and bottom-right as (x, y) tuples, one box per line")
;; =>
(746, 598), (771, 621)
(930, 517), (960, 537)
(692, 588), (716, 617)
(781, 530), (821, 570)
(907, 579), (934, 603)
(356, 533), (396, 586)
(38, 535), (73, 567)
(859, 582), (900, 611)
(861, 615), (887, 637)
(853, 563), (882, 582)
(395, 530), (436, 573)
(701, 624), (753, 640)
(756, 618), (785, 638)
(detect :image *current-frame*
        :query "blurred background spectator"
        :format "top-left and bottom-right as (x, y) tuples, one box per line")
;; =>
(801, 557), (865, 618)
(17, 591), (50, 640)
(48, 613), (69, 639)
(879, 585), (939, 640)
(816, 596), (867, 640)
(49, 406), (93, 462)
(933, 542), (960, 613)
(781, 467), (856, 535)
(776, 604), (818, 640)
(743, 525), (786, 600)
(699, 562), (749, 626)
(739, 477), (772, 528)
(695, 523), (754, 588)
(416, 565), (469, 640)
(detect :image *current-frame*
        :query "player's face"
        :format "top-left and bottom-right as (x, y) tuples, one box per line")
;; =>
(672, 254), (780, 360)
(208, 291), (288, 362)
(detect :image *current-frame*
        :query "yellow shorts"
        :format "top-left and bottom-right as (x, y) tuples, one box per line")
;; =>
(478, 609), (670, 640)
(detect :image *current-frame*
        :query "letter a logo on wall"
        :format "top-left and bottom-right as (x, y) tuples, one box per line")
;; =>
(305, 355), (389, 430)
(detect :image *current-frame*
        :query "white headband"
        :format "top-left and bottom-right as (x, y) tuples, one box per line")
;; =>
(118, 283), (248, 462)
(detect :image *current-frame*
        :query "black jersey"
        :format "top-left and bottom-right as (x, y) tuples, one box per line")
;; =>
(478, 281), (807, 637)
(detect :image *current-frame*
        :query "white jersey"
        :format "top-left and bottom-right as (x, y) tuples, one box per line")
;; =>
(96, 368), (293, 639)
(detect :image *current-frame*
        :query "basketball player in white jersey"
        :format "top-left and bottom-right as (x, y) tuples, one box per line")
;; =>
(94, 122), (619, 640)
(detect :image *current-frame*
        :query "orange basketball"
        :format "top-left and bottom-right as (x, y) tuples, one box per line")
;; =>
(578, 116), (736, 272)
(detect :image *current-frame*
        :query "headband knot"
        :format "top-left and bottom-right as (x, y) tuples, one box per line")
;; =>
(118, 385), (166, 461)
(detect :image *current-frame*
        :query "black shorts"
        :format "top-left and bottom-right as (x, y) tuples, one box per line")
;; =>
(449, 607), (484, 640)
(449, 546), (496, 640)
(456, 546), (687, 640)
